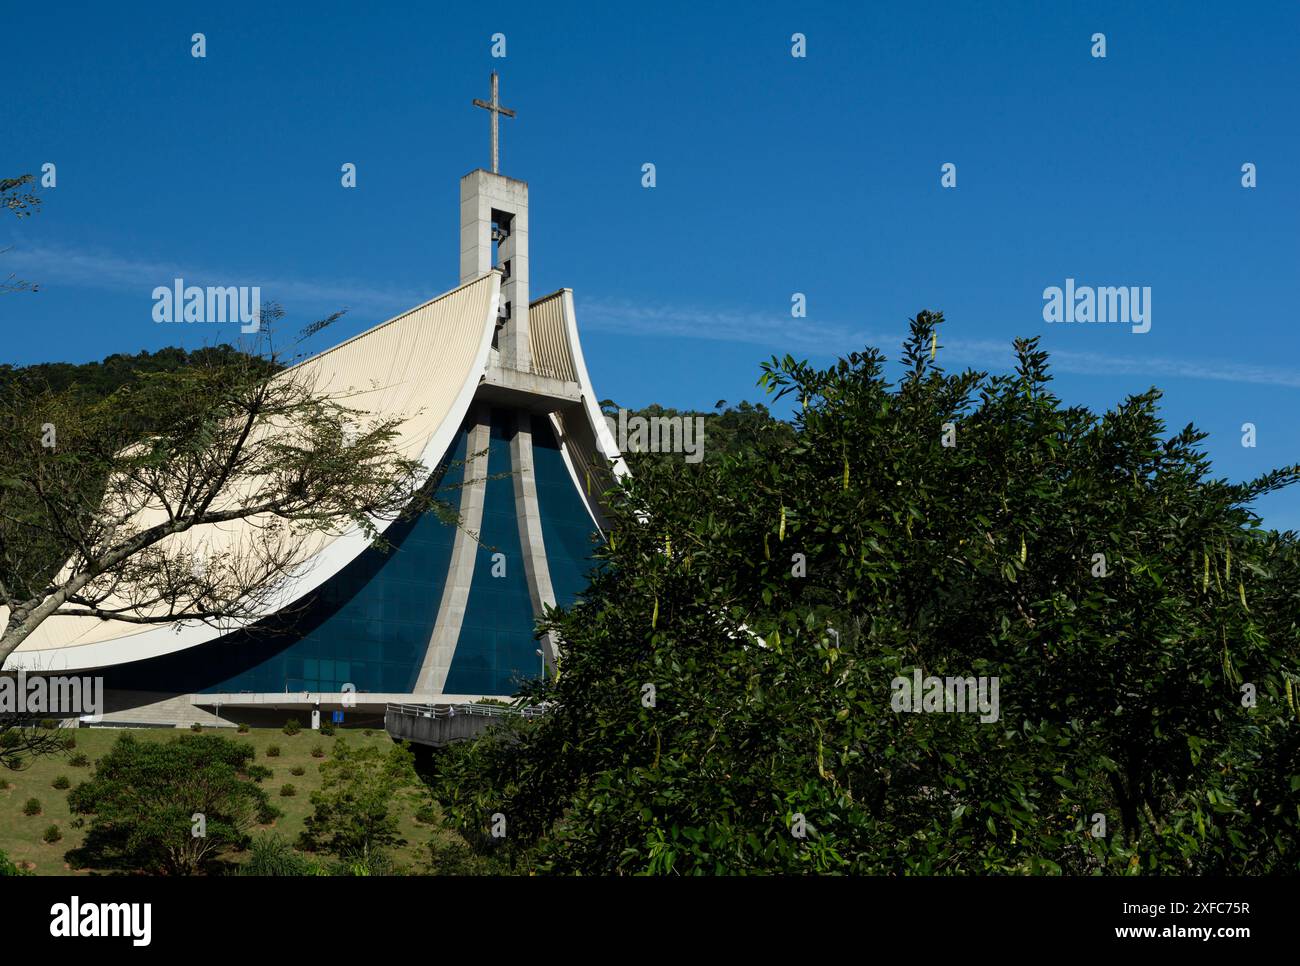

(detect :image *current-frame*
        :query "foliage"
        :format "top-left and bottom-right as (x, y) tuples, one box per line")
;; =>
(603, 399), (794, 470)
(238, 833), (324, 876)
(42, 824), (61, 844)
(66, 732), (277, 875)
(298, 740), (415, 864)
(22, 798), (40, 817)
(283, 718), (301, 736)
(1, 173), (42, 294)
(0, 847), (31, 875)
(433, 312), (1300, 874)
(0, 722), (73, 771)
(0, 329), (444, 665)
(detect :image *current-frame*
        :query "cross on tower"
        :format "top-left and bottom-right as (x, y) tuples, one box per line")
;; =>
(472, 71), (516, 175)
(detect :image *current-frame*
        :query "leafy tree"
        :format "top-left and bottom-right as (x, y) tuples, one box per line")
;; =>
(298, 740), (416, 865)
(1, 173), (41, 294)
(0, 328), (444, 664)
(433, 311), (1300, 874)
(0, 345), (279, 401)
(67, 732), (277, 875)
(603, 399), (794, 469)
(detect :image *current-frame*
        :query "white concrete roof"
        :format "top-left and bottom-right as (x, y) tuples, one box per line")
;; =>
(4, 273), (501, 671)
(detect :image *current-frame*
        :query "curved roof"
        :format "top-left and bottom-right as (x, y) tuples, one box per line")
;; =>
(4, 273), (501, 672)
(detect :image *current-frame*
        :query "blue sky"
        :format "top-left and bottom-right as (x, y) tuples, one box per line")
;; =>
(3, 0), (1298, 530)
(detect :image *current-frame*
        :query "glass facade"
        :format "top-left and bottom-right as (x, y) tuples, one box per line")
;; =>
(100, 407), (602, 698)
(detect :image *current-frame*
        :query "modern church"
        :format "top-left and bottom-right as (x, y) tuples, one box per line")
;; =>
(6, 75), (627, 727)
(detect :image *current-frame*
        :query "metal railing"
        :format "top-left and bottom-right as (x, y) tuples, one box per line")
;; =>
(386, 702), (546, 721)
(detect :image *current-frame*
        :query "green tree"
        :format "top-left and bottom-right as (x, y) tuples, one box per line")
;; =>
(67, 732), (277, 875)
(0, 329), (444, 665)
(433, 311), (1300, 874)
(299, 740), (416, 865)
(1, 173), (41, 294)
(603, 399), (794, 469)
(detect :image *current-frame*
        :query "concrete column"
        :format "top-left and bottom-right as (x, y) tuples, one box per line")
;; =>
(415, 406), (491, 695)
(509, 411), (560, 672)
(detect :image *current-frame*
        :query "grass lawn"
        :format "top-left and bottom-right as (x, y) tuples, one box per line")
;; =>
(0, 726), (455, 875)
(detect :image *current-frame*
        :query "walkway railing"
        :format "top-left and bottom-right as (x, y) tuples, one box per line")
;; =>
(387, 702), (546, 720)
(384, 702), (545, 746)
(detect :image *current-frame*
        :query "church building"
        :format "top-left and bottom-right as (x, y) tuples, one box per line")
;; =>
(6, 74), (627, 726)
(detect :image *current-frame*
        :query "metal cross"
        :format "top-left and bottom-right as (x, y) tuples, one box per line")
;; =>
(472, 71), (516, 174)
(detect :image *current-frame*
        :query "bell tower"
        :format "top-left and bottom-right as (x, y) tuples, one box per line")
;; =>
(460, 71), (530, 371)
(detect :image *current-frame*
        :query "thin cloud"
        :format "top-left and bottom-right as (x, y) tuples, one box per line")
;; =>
(1, 244), (423, 317)
(8, 246), (1297, 390)
(578, 296), (1300, 390)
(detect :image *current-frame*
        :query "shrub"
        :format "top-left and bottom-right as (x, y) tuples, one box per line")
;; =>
(237, 723), (249, 734)
(311, 744), (325, 759)
(22, 798), (41, 816)
(319, 723), (335, 737)
(298, 741), (416, 860)
(52, 775), (70, 790)
(414, 804), (438, 825)
(290, 766), (305, 776)
(279, 784), (297, 798)
(0, 847), (32, 876)
(66, 733), (280, 874)
(283, 719), (301, 736)
(39, 719), (57, 730)
(69, 753), (89, 767)
(239, 833), (315, 876)
(190, 722), (202, 732)
(363, 729), (373, 737)
(0, 778), (10, 790)
(43, 824), (62, 844)
(266, 745), (281, 758)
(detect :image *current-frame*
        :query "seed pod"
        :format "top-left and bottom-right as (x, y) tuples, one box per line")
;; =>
(1020, 536), (1027, 564)
(1238, 580), (1247, 611)
(842, 456), (850, 492)
(778, 505), (786, 542)
(651, 595), (659, 629)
